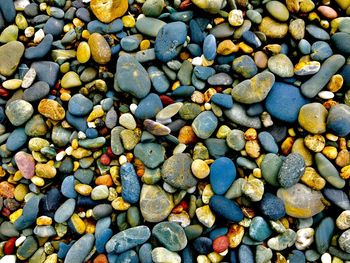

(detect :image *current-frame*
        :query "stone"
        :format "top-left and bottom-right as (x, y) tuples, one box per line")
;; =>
(14, 151), (35, 179)
(0, 41), (24, 77)
(277, 183), (325, 218)
(259, 17), (288, 38)
(337, 211), (350, 230)
(106, 226), (151, 253)
(68, 94), (93, 116)
(120, 163), (140, 204)
(161, 153), (197, 189)
(88, 33), (111, 64)
(209, 195), (243, 222)
(315, 217), (334, 254)
(152, 247), (181, 263)
(134, 142), (165, 169)
(152, 222), (187, 251)
(249, 216), (272, 241)
(268, 54), (294, 78)
(232, 72), (275, 104)
(315, 153), (345, 189)
(38, 99), (65, 121)
(298, 103), (328, 134)
(23, 81), (50, 102)
(17, 236), (38, 260)
(116, 54), (151, 98)
(278, 153), (305, 188)
(196, 205), (216, 228)
(154, 22), (187, 62)
(61, 71), (82, 89)
(259, 193), (286, 220)
(54, 199), (76, 223)
(6, 99), (33, 126)
(267, 229), (297, 251)
(90, 0), (128, 23)
(140, 184), (174, 222)
(265, 82), (309, 123)
(232, 55), (258, 79)
(14, 195), (42, 230)
(135, 93), (163, 120)
(210, 157), (236, 195)
(64, 234), (94, 263)
(327, 104), (350, 137)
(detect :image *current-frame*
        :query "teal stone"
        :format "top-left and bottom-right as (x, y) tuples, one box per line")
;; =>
(14, 195), (42, 230)
(226, 129), (245, 151)
(301, 55), (345, 98)
(111, 126), (124, 155)
(192, 111), (218, 139)
(332, 32), (350, 56)
(278, 153), (305, 188)
(261, 153), (282, 187)
(315, 153), (345, 189)
(116, 54), (151, 99)
(74, 169), (94, 184)
(64, 234), (95, 263)
(134, 142), (165, 169)
(224, 103), (261, 129)
(78, 137), (106, 149)
(249, 216), (273, 241)
(205, 138), (229, 159)
(255, 245), (273, 263)
(232, 55), (258, 79)
(152, 222), (188, 251)
(54, 198), (76, 223)
(139, 243), (153, 263)
(315, 217), (334, 254)
(105, 225), (151, 254)
(17, 236), (38, 260)
(135, 17), (166, 37)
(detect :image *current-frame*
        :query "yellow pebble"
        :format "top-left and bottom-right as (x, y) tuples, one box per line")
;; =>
(9, 209), (23, 223)
(197, 255), (211, 263)
(60, 92), (71, 102)
(77, 41), (91, 64)
(140, 39), (151, 50)
(202, 184), (214, 204)
(86, 209), (93, 218)
(207, 252), (224, 263)
(31, 176), (45, 187)
(288, 128), (296, 137)
(280, 218), (289, 229)
(320, 20), (329, 29)
(327, 74), (343, 92)
(15, 13), (28, 30)
(63, 23), (74, 33)
(322, 146), (338, 160)
(217, 40), (239, 55)
(202, 55), (214, 66)
(82, 30), (90, 39)
(112, 197), (130, 210)
(71, 139), (79, 150)
(70, 213), (86, 235)
(37, 216), (53, 226)
(75, 184), (92, 196)
(87, 107), (105, 122)
(191, 159), (210, 179)
(122, 15), (136, 28)
(85, 220), (96, 234)
(308, 12), (320, 22)
(73, 161), (80, 171)
(13, 171), (23, 181)
(14, 184), (28, 202)
(238, 42), (254, 53)
(39, 3), (47, 11)
(340, 165), (350, 179)
(253, 168), (262, 178)
(2, 79), (22, 90)
(73, 18), (84, 27)
(171, 80), (181, 91)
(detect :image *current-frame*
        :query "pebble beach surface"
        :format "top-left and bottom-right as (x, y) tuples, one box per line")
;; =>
(0, 0), (350, 262)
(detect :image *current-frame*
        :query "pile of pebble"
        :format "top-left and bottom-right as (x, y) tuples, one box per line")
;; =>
(0, 0), (350, 262)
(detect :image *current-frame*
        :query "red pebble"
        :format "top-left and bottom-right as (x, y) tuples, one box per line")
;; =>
(106, 147), (116, 158)
(179, 0), (192, 9)
(179, 200), (188, 210)
(100, 153), (111, 166)
(0, 87), (9, 97)
(1, 207), (10, 217)
(4, 237), (16, 255)
(213, 236), (229, 253)
(160, 95), (174, 106)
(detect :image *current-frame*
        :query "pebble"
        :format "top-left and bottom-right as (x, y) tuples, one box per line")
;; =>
(210, 157), (236, 195)
(278, 153), (305, 188)
(88, 33), (111, 65)
(152, 222), (187, 251)
(64, 234), (95, 263)
(298, 103), (328, 134)
(315, 217), (334, 254)
(327, 104), (350, 137)
(209, 195), (243, 222)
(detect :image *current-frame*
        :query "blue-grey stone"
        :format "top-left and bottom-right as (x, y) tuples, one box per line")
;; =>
(23, 81), (50, 102)
(31, 61), (59, 88)
(68, 94), (93, 116)
(6, 128), (27, 151)
(259, 193), (286, 220)
(24, 34), (53, 60)
(64, 234), (95, 263)
(327, 104), (350, 137)
(258, 131), (278, 153)
(152, 222), (187, 251)
(87, 19), (123, 34)
(210, 157), (236, 195)
(278, 153), (305, 188)
(192, 111), (218, 139)
(54, 198), (76, 223)
(14, 195), (42, 230)
(120, 163), (141, 204)
(203, 34), (216, 61)
(135, 93), (163, 119)
(315, 217), (334, 254)
(209, 195), (243, 222)
(44, 17), (64, 38)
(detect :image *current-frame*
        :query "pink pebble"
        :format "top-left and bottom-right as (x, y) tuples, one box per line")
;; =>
(318, 6), (338, 19)
(14, 151), (35, 179)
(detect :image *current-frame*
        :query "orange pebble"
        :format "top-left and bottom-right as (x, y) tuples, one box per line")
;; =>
(95, 175), (113, 187)
(93, 254), (108, 263)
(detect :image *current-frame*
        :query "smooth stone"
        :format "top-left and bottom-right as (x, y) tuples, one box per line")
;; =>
(232, 55), (258, 79)
(311, 41), (333, 61)
(224, 103), (261, 129)
(121, 35), (141, 52)
(193, 237), (212, 254)
(259, 17), (288, 38)
(301, 55), (345, 98)
(0, 25), (18, 43)
(142, 0), (164, 17)
(33, 225), (56, 237)
(5, 99), (33, 126)
(265, 82), (309, 123)
(327, 104), (350, 137)
(61, 176), (77, 198)
(249, 216), (272, 241)
(120, 163), (140, 204)
(90, 0), (128, 23)
(208, 72), (232, 86)
(156, 102), (183, 121)
(0, 0), (16, 23)
(6, 128), (27, 151)
(64, 234), (94, 263)
(315, 153), (345, 189)
(256, 245), (273, 263)
(315, 217), (334, 254)
(23, 81), (50, 102)
(161, 153), (197, 189)
(14, 195), (42, 230)
(54, 199), (75, 223)
(258, 131), (278, 153)
(68, 94), (93, 116)
(87, 19), (123, 34)
(14, 151), (35, 179)
(277, 184), (325, 218)
(152, 222), (187, 251)
(332, 33), (350, 55)
(0, 41), (24, 77)
(154, 22), (187, 62)
(135, 93), (163, 119)
(106, 226), (151, 254)
(134, 142), (165, 169)
(192, 111), (218, 139)
(136, 17), (166, 37)
(203, 34), (216, 61)
(211, 93), (233, 109)
(210, 157), (236, 195)
(339, 229), (350, 253)
(88, 33), (111, 64)
(140, 184), (174, 223)
(116, 54), (151, 99)
(148, 66), (170, 93)
(17, 236), (38, 260)
(298, 103), (328, 134)
(226, 129), (245, 151)
(24, 34), (53, 60)
(267, 229), (297, 251)
(268, 54), (294, 78)
(278, 153), (305, 188)
(194, 66), (215, 81)
(337, 211), (350, 230)
(306, 24), (330, 40)
(323, 188), (350, 210)
(44, 17), (64, 37)
(242, 31), (261, 48)
(30, 61), (59, 88)
(152, 247), (181, 263)
(231, 72), (275, 104)
(238, 245), (254, 263)
(118, 250), (139, 263)
(209, 195), (243, 222)
(259, 193), (286, 220)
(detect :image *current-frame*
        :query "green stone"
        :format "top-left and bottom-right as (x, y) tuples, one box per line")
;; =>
(152, 222), (187, 251)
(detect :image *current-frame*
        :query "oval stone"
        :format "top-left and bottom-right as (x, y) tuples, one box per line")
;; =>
(210, 157), (236, 195)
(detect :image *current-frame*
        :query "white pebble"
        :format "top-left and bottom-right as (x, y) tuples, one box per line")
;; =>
(87, 122), (96, 128)
(24, 26), (35, 38)
(14, 0), (30, 10)
(119, 155), (128, 165)
(65, 146), (73, 155)
(219, 249), (229, 256)
(119, 113), (136, 130)
(295, 228), (314, 250)
(192, 57), (202, 66)
(204, 103), (211, 110)
(321, 253), (332, 263)
(130, 103), (138, 114)
(173, 143), (186, 154)
(206, 24), (213, 30)
(15, 236), (26, 247)
(21, 68), (36, 89)
(163, 182), (177, 193)
(56, 151), (66, 161)
(137, 14), (145, 20)
(187, 185), (197, 194)
(34, 29), (45, 44)
(78, 131), (86, 139)
(318, 91), (334, 100)
(0, 255), (16, 263)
